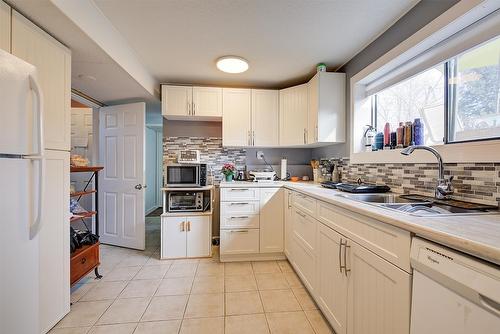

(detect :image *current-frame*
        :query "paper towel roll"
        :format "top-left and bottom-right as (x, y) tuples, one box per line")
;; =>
(280, 158), (287, 180)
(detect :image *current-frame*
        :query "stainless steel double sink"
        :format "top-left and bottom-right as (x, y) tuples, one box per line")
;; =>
(337, 193), (499, 217)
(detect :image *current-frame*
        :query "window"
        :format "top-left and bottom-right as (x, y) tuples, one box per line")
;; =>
(375, 65), (445, 145)
(448, 37), (500, 142)
(371, 36), (500, 145)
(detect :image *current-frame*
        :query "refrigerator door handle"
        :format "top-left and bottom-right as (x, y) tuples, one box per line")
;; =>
(29, 75), (44, 156)
(27, 75), (45, 240)
(26, 155), (45, 239)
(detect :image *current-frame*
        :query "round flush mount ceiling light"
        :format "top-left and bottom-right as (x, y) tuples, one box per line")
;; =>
(216, 56), (249, 73)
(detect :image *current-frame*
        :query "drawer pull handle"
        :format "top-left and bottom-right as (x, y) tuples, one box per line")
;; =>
(230, 202), (249, 206)
(297, 211), (307, 218)
(230, 230), (249, 233)
(230, 188), (250, 191)
(230, 216), (249, 219)
(81, 257), (87, 265)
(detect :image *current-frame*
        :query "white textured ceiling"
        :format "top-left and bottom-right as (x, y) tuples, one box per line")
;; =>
(8, 0), (418, 103)
(93, 0), (418, 88)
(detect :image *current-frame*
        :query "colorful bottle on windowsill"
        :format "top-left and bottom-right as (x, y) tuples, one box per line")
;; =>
(413, 118), (424, 145)
(396, 122), (404, 148)
(383, 122), (391, 148)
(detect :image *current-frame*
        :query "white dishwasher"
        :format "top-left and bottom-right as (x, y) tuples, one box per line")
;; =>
(410, 237), (500, 334)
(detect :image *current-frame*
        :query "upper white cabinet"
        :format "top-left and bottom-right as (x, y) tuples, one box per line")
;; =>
(12, 10), (71, 151)
(192, 86), (223, 118)
(308, 72), (346, 144)
(162, 85), (191, 118)
(162, 85), (222, 121)
(279, 83), (309, 146)
(252, 89), (279, 146)
(223, 89), (279, 147)
(0, 0), (10, 52)
(222, 88), (251, 147)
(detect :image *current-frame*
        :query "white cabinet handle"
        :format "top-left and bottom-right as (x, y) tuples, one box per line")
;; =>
(181, 221), (185, 231)
(192, 103), (196, 116)
(230, 230), (249, 233)
(252, 131), (255, 146)
(230, 216), (249, 219)
(339, 238), (343, 273)
(187, 101), (191, 115)
(187, 221), (191, 231)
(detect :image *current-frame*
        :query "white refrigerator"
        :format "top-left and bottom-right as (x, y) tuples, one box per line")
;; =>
(0, 49), (45, 333)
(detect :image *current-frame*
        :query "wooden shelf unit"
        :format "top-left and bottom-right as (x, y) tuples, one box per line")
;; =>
(70, 190), (97, 197)
(70, 166), (103, 286)
(70, 211), (97, 223)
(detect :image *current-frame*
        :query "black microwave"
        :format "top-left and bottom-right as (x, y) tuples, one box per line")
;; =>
(165, 163), (207, 187)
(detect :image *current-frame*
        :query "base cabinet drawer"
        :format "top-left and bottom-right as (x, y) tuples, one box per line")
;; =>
(221, 214), (259, 229)
(221, 229), (260, 255)
(221, 201), (260, 215)
(221, 187), (260, 201)
(291, 235), (316, 293)
(292, 208), (317, 252)
(292, 191), (317, 217)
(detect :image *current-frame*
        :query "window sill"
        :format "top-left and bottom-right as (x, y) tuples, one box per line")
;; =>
(350, 139), (500, 164)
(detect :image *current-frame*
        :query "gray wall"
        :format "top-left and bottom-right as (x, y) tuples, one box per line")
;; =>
(312, 0), (460, 160)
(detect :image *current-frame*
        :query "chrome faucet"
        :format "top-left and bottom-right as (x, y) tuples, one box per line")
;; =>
(400, 145), (454, 199)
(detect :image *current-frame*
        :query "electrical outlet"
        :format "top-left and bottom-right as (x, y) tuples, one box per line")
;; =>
(256, 151), (265, 160)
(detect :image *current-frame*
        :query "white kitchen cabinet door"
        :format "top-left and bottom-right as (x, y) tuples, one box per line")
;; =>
(252, 89), (279, 146)
(186, 216), (211, 257)
(347, 241), (411, 334)
(259, 188), (284, 253)
(279, 83), (308, 146)
(222, 88), (251, 147)
(12, 10), (71, 151)
(0, 0), (10, 52)
(192, 86), (222, 119)
(317, 223), (348, 334)
(162, 85), (192, 118)
(39, 150), (70, 333)
(308, 72), (346, 144)
(162, 216), (187, 259)
(284, 189), (293, 259)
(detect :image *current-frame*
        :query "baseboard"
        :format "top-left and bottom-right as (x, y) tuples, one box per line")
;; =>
(145, 206), (159, 216)
(220, 252), (286, 262)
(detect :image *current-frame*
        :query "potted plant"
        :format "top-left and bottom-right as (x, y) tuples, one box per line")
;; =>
(221, 163), (237, 182)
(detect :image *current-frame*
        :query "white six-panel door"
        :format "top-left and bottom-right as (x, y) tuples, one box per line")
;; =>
(99, 102), (146, 250)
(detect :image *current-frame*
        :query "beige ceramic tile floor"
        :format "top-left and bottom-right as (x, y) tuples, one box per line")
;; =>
(51, 217), (333, 334)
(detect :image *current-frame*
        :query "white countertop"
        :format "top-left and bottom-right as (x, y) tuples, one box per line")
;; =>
(222, 180), (500, 265)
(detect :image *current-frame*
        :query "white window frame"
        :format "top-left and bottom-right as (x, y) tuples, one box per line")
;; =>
(350, 0), (500, 164)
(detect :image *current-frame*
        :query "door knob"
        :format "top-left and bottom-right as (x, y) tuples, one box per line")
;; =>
(135, 184), (147, 190)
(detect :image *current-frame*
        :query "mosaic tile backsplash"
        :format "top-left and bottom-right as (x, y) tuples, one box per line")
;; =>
(332, 158), (500, 206)
(163, 137), (499, 206)
(163, 137), (246, 182)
